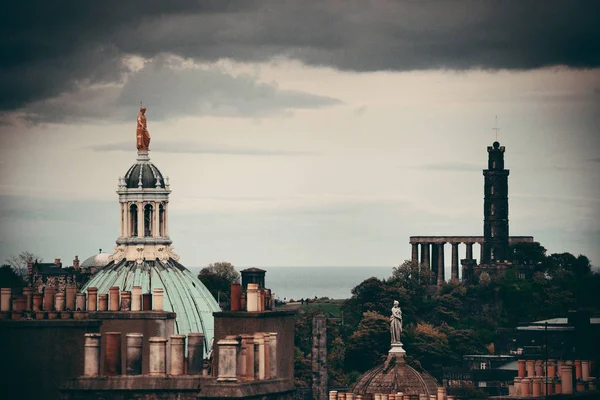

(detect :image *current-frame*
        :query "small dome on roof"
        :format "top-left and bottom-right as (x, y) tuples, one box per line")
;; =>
(81, 251), (111, 269)
(352, 355), (440, 397)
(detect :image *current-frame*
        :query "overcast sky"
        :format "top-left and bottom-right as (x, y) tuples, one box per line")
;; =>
(0, 1), (598, 271)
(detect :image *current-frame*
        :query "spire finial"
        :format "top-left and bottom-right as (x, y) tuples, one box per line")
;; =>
(492, 115), (500, 142)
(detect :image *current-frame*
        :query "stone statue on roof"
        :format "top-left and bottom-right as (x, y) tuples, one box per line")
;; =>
(390, 300), (402, 344)
(136, 107), (151, 152)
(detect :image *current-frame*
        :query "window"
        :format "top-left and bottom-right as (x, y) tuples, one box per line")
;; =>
(490, 186), (495, 195)
(129, 204), (138, 237)
(491, 227), (496, 238)
(491, 204), (495, 216)
(490, 248), (495, 260)
(480, 362), (488, 370)
(492, 161), (496, 169)
(144, 204), (153, 237)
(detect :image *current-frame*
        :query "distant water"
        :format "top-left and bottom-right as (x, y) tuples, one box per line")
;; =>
(188, 266), (394, 300)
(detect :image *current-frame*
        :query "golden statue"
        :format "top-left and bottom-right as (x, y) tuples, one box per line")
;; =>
(136, 107), (151, 151)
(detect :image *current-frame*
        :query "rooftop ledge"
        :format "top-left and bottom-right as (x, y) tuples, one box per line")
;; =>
(88, 311), (176, 320)
(213, 310), (296, 318)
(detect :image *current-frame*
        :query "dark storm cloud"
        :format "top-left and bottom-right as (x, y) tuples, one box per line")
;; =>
(23, 55), (340, 123)
(1, 1), (599, 111)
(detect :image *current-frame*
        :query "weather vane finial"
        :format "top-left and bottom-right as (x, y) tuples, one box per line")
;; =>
(492, 115), (500, 141)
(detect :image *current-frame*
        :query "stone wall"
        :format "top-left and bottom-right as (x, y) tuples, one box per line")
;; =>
(0, 320), (101, 400)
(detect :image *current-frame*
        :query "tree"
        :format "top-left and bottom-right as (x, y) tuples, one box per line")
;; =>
(0, 265), (27, 289)
(345, 311), (390, 372)
(5, 251), (41, 279)
(197, 262), (240, 304)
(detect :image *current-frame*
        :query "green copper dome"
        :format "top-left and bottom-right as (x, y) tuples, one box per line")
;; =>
(82, 257), (219, 353)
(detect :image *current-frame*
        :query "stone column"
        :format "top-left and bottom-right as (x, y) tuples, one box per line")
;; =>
(84, 333), (102, 376)
(154, 201), (160, 237)
(518, 359), (526, 378)
(23, 287), (33, 310)
(241, 334), (255, 381)
(268, 332), (278, 378)
(561, 364), (573, 394)
(526, 359), (535, 377)
(451, 243), (459, 281)
(255, 333), (266, 380)
(153, 288), (164, 311)
(217, 338), (239, 382)
(120, 291), (131, 311)
(149, 337), (168, 376)
(411, 243), (419, 263)
(187, 333), (205, 375)
(33, 293), (43, 311)
(437, 243), (445, 285)
(125, 202), (130, 237)
(43, 287), (55, 311)
(87, 287), (98, 311)
(98, 294), (108, 311)
(131, 286), (142, 311)
(420, 243), (430, 269)
(125, 333), (143, 375)
(582, 360), (590, 381)
(165, 202), (169, 236)
(109, 286), (120, 311)
(170, 334), (186, 376)
(76, 293), (86, 311)
(104, 332), (122, 376)
(137, 203), (144, 238)
(55, 292), (65, 312)
(247, 283), (259, 312)
(465, 242), (474, 260)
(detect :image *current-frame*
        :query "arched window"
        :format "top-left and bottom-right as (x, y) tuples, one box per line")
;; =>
(492, 161), (496, 169)
(144, 204), (153, 237)
(491, 226), (496, 238)
(129, 204), (138, 237)
(159, 204), (165, 236)
(491, 204), (495, 216)
(490, 248), (495, 261)
(490, 185), (495, 195)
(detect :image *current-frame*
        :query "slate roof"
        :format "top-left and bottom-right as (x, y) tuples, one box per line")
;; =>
(352, 355), (440, 397)
(82, 258), (219, 354)
(34, 263), (69, 275)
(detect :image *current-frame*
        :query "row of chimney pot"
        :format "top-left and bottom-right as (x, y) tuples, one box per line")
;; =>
(512, 360), (597, 397)
(517, 359), (594, 381)
(0, 286), (165, 318)
(328, 390), (452, 400)
(217, 332), (278, 382)
(84, 332), (206, 377)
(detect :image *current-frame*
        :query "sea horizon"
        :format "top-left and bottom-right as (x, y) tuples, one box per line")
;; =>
(188, 265), (395, 300)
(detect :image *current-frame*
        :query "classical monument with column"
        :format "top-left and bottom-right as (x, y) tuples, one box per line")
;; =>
(409, 141), (534, 285)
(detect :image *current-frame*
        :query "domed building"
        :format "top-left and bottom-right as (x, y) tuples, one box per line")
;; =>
(349, 305), (442, 399)
(79, 249), (110, 273)
(83, 107), (219, 348)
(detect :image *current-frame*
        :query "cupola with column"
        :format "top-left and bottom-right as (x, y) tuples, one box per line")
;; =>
(109, 107), (179, 264)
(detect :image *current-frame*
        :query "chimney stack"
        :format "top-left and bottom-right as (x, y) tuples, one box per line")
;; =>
(87, 287), (98, 311)
(170, 334), (186, 376)
(104, 332), (122, 376)
(217, 338), (239, 382)
(187, 333), (205, 375)
(125, 333), (143, 375)
(149, 337), (168, 376)
(84, 333), (102, 377)
(153, 288), (164, 311)
(73, 255), (80, 269)
(131, 286), (142, 311)
(109, 286), (120, 311)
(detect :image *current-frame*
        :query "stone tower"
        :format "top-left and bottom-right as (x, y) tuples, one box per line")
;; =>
(482, 141), (510, 264)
